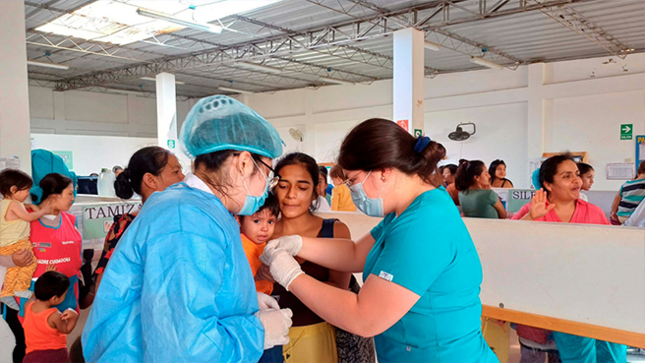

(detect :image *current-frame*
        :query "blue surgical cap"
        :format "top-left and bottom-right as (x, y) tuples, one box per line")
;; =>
(180, 95), (283, 159)
(532, 168), (541, 190)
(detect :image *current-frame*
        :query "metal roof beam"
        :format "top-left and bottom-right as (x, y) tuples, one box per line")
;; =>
(52, 0), (597, 90)
(314, 0), (524, 69)
(526, 0), (635, 59)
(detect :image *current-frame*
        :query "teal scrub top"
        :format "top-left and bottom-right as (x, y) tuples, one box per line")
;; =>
(364, 187), (498, 363)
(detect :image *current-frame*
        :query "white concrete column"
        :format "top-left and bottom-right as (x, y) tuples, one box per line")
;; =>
(393, 28), (425, 136)
(155, 72), (178, 150)
(0, 0), (31, 173)
(527, 63), (547, 160)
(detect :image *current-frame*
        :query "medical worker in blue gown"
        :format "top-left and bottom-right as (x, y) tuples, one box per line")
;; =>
(82, 95), (293, 362)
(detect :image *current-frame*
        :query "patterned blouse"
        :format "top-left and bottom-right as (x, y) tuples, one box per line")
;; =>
(93, 213), (136, 276)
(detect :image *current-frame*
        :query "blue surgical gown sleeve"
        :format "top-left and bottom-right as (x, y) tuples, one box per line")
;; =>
(83, 215), (264, 362)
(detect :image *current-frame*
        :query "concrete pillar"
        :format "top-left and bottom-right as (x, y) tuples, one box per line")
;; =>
(393, 28), (425, 137)
(0, 0), (32, 173)
(155, 72), (178, 151)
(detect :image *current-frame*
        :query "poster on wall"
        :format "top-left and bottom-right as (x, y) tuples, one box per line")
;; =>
(81, 202), (141, 242)
(0, 156), (20, 172)
(636, 135), (645, 169)
(53, 151), (73, 170)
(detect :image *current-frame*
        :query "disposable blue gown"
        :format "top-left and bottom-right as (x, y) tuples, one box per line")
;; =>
(82, 183), (264, 362)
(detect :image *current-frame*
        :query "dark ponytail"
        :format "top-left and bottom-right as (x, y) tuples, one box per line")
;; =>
(455, 159), (486, 191)
(40, 173), (73, 201)
(337, 118), (446, 187)
(114, 146), (170, 200)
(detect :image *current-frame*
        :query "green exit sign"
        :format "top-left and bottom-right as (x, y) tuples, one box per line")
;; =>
(621, 124), (633, 140)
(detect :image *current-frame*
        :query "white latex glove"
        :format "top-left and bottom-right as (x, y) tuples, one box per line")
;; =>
(257, 292), (280, 310)
(264, 235), (303, 258)
(261, 245), (304, 291)
(255, 308), (293, 349)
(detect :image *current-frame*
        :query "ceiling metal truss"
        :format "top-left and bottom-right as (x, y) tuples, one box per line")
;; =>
(526, 0), (635, 59)
(53, 0), (600, 91)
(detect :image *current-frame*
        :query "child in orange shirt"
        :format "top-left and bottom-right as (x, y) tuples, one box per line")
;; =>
(22, 271), (79, 363)
(237, 193), (280, 295)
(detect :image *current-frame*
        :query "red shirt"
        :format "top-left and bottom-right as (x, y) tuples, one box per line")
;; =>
(16, 212), (82, 319)
(512, 199), (609, 225)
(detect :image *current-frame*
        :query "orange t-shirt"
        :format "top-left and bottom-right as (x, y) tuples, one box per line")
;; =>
(241, 234), (273, 295)
(22, 301), (67, 354)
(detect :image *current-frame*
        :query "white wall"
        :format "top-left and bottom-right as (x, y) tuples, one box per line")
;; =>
(28, 53), (645, 190)
(31, 134), (157, 176)
(29, 88), (195, 138)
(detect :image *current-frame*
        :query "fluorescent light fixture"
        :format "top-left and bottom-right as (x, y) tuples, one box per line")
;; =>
(470, 57), (504, 70)
(140, 77), (185, 85)
(218, 86), (254, 95)
(27, 60), (69, 70)
(35, 1), (283, 45)
(136, 8), (222, 33)
(235, 62), (282, 74)
(105, 88), (147, 96)
(318, 77), (355, 86)
(424, 41), (441, 51)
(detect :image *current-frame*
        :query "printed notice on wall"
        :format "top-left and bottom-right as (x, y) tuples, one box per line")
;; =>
(0, 156), (20, 172)
(607, 163), (635, 180)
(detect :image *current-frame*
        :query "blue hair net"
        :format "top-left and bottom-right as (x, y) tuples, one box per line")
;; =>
(532, 168), (541, 190)
(180, 95), (283, 159)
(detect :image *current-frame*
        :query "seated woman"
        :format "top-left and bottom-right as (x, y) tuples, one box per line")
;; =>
(268, 152), (375, 363)
(2, 173), (82, 363)
(513, 153), (626, 363)
(455, 160), (506, 219)
(329, 165), (357, 212)
(442, 164), (460, 205)
(489, 160), (514, 188)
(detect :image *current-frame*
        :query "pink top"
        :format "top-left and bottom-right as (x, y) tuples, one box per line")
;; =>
(512, 199), (609, 225)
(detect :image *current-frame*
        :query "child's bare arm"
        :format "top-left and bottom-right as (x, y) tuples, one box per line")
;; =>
(59, 309), (79, 334)
(48, 309), (78, 334)
(8, 202), (50, 222)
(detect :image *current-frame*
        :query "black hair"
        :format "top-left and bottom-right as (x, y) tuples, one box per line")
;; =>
(577, 162), (594, 176)
(114, 147), (171, 199)
(539, 153), (576, 195)
(455, 159), (486, 192)
(488, 159), (506, 184)
(0, 169), (33, 198)
(638, 161), (645, 176)
(239, 192), (280, 223)
(318, 166), (329, 179)
(338, 118), (446, 187)
(444, 164), (458, 176)
(194, 150), (266, 199)
(34, 271), (70, 301)
(40, 173), (73, 202)
(274, 152), (320, 212)
(69, 337), (85, 363)
(112, 165), (123, 174)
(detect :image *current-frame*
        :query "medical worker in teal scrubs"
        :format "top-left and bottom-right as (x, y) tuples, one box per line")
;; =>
(261, 118), (498, 363)
(82, 96), (293, 362)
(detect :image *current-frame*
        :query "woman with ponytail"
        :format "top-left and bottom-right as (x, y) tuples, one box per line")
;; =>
(260, 118), (498, 363)
(93, 146), (184, 290)
(455, 159), (507, 219)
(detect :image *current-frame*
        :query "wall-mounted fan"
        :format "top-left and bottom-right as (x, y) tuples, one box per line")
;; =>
(289, 128), (304, 142)
(448, 123), (476, 141)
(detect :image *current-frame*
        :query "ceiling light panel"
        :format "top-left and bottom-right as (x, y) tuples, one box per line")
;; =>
(35, 0), (282, 45)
